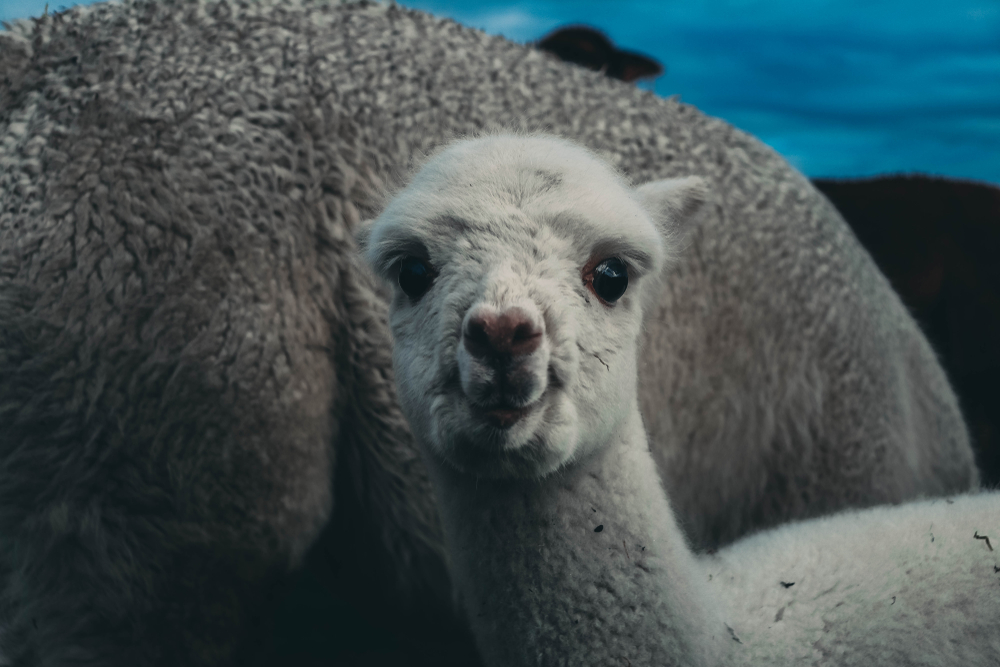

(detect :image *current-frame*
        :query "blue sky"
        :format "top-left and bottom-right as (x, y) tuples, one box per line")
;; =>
(3, 0), (998, 183)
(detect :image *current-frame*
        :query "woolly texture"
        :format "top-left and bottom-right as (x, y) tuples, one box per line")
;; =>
(710, 493), (1000, 665)
(0, 0), (977, 664)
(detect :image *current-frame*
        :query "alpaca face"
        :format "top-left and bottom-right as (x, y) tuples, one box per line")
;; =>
(363, 135), (682, 479)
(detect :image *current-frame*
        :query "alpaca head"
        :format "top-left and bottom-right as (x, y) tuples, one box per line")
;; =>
(362, 135), (707, 479)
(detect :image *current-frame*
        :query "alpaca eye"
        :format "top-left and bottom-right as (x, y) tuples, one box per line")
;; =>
(591, 258), (628, 303)
(398, 256), (434, 299)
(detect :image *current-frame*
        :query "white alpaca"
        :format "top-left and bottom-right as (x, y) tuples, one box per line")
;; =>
(361, 134), (1000, 667)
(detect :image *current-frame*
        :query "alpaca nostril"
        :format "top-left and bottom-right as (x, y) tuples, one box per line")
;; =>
(509, 320), (542, 356)
(464, 317), (493, 358)
(464, 308), (543, 359)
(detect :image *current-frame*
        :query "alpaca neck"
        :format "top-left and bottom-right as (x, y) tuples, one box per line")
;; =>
(426, 409), (728, 667)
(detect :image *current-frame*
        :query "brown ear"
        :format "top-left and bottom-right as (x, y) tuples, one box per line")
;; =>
(536, 26), (615, 72)
(635, 176), (710, 239)
(614, 51), (664, 82)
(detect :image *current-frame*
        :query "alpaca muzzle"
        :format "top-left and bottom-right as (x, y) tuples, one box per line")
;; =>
(458, 304), (551, 426)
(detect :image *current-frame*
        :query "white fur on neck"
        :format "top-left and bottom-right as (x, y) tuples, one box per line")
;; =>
(427, 408), (727, 667)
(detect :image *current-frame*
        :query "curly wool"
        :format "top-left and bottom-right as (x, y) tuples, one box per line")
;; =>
(0, 0), (976, 664)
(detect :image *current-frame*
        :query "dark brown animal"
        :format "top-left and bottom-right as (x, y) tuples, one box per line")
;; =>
(536, 26), (663, 82)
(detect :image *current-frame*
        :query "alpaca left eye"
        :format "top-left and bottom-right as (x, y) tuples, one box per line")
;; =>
(398, 256), (435, 299)
(591, 258), (629, 303)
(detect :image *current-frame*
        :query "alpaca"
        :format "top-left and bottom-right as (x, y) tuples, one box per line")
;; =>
(0, 0), (976, 663)
(364, 133), (1000, 667)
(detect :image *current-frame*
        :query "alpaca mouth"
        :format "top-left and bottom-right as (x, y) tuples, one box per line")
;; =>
(439, 375), (569, 478)
(463, 365), (553, 430)
(471, 402), (535, 429)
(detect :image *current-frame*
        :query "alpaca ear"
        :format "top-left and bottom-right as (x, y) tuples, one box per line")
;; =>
(635, 176), (709, 239)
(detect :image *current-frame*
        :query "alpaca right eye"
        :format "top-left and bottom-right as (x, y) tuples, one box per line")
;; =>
(591, 257), (629, 304)
(398, 257), (434, 299)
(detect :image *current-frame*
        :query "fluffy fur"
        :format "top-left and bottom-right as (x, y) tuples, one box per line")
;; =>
(0, 0), (976, 663)
(710, 494), (1000, 665)
(368, 134), (1000, 667)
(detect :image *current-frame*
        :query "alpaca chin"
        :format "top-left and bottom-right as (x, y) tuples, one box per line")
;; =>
(427, 388), (581, 479)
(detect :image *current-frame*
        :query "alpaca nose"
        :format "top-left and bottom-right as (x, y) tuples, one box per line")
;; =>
(464, 307), (543, 359)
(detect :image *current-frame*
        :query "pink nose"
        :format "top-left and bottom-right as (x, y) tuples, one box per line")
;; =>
(464, 308), (543, 359)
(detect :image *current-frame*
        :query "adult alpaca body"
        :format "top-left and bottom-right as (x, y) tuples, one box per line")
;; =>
(364, 134), (1000, 667)
(0, 0), (976, 663)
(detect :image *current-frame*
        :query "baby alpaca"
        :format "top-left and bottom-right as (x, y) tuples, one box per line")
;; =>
(362, 133), (723, 665)
(362, 134), (1000, 667)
